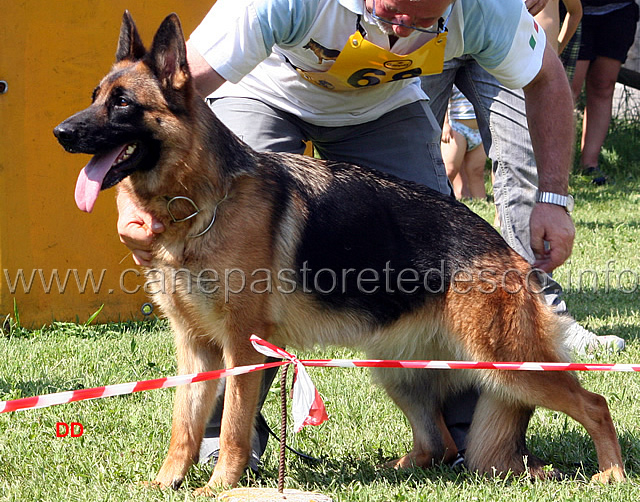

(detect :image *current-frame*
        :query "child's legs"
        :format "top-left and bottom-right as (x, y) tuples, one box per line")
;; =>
(462, 145), (488, 199)
(441, 128), (468, 198)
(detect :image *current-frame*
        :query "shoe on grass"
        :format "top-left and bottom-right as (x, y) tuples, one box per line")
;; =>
(198, 414), (269, 473)
(198, 438), (262, 473)
(450, 451), (466, 470)
(580, 165), (609, 186)
(564, 320), (625, 355)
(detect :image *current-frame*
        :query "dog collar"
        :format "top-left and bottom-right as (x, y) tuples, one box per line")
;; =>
(166, 194), (228, 238)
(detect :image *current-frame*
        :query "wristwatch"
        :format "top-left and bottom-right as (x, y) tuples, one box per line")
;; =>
(535, 191), (575, 214)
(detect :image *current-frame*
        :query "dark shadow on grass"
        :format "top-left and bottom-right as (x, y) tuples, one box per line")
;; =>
(570, 172), (640, 198)
(214, 428), (639, 491)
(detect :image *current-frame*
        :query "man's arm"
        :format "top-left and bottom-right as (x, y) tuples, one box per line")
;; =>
(523, 42), (576, 272)
(186, 40), (227, 97)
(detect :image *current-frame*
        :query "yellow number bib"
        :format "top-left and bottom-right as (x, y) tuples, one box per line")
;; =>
(298, 30), (447, 92)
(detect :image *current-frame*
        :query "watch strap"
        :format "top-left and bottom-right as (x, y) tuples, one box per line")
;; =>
(535, 191), (573, 212)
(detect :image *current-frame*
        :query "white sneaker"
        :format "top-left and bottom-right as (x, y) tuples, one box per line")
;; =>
(564, 320), (625, 355)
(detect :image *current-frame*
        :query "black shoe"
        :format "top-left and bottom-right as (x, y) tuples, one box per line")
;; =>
(198, 445), (263, 473)
(580, 165), (608, 185)
(449, 450), (466, 470)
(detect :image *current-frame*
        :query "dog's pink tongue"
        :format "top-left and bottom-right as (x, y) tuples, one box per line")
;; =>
(75, 146), (125, 212)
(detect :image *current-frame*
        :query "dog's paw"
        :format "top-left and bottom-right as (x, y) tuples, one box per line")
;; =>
(206, 463), (244, 489)
(527, 464), (565, 481)
(381, 453), (432, 470)
(381, 448), (458, 470)
(381, 455), (411, 470)
(591, 465), (626, 484)
(147, 475), (184, 490)
(193, 484), (218, 497)
(154, 462), (189, 490)
(140, 479), (175, 491)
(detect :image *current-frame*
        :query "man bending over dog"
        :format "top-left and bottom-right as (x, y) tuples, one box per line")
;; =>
(116, 0), (576, 472)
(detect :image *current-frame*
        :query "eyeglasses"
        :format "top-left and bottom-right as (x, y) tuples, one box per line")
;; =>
(370, 0), (454, 34)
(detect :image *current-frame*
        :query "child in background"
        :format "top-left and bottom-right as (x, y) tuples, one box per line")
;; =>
(441, 85), (487, 200)
(571, 0), (638, 185)
(440, 1), (582, 201)
(534, 0), (582, 54)
(536, 0), (583, 82)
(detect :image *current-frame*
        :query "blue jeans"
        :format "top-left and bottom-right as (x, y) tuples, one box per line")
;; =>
(421, 57), (564, 299)
(422, 57), (539, 263)
(422, 58), (568, 450)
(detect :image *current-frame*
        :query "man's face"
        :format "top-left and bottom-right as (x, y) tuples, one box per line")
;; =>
(366, 0), (454, 37)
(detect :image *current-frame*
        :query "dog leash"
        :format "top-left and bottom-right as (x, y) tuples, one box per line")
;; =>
(264, 411), (322, 464)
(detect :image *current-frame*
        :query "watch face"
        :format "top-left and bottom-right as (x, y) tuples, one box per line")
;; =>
(566, 194), (575, 213)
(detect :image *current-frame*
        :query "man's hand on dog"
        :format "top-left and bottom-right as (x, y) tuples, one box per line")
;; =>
(117, 191), (164, 266)
(530, 203), (575, 273)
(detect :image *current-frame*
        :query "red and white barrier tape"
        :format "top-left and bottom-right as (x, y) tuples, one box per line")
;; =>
(0, 357), (284, 414)
(251, 336), (329, 431)
(298, 359), (640, 372)
(2, 336), (638, 426)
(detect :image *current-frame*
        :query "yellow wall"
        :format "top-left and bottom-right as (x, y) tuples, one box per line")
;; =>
(0, 1), (214, 326)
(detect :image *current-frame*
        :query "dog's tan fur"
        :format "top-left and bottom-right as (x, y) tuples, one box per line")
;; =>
(54, 12), (625, 495)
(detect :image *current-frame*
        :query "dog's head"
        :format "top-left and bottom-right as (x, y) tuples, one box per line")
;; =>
(53, 11), (193, 212)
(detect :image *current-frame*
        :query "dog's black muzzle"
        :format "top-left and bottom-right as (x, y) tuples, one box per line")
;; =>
(54, 107), (120, 154)
(53, 120), (84, 153)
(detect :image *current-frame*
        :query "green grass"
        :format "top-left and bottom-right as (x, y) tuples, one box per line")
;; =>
(2, 121), (640, 500)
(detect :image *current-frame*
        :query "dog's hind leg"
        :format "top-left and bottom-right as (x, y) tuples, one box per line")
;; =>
(466, 370), (624, 482)
(445, 269), (623, 481)
(375, 369), (458, 469)
(503, 371), (624, 483)
(464, 392), (547, 478)
(155, 329), (224, 489)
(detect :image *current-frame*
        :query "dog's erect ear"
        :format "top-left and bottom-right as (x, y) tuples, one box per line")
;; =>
(147, 13), (190, 90)
(116, 10), (146, 62)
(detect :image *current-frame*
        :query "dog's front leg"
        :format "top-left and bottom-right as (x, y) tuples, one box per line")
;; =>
(199, 337), (267, 492)
(155, 332), (223, 489)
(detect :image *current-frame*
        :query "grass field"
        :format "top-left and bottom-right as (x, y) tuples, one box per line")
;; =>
(1, 118), (640, 501)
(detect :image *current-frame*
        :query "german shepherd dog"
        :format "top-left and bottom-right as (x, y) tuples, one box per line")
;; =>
(54, 12), (625, 494)
(303, 39), (341, 64)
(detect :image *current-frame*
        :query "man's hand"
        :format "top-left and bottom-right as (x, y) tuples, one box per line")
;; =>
(116, 190), (165, 266)
(525, 0), (550, 16)
(530, 203), (575, 273)
(522, 42), (575, 273)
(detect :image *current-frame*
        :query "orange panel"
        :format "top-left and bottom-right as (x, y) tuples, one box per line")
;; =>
(0, 1), (214, 326)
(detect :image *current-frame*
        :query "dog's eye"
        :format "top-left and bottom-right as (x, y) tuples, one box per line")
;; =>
(115, 97), (130, 108)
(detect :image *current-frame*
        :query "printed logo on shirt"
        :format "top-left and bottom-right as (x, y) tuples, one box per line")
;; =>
(529, 20), (539, 50)
(303, 39), (342, 64)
